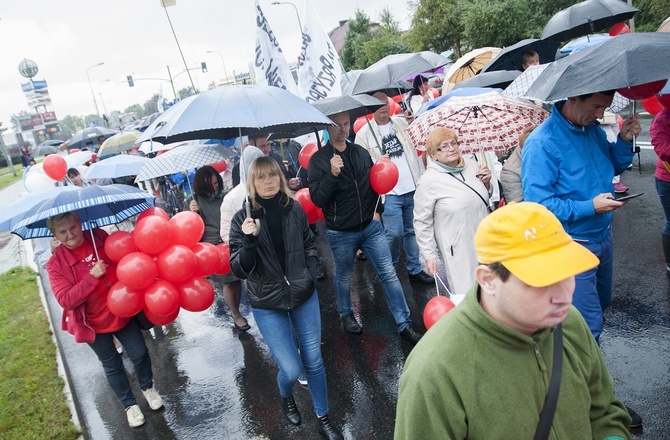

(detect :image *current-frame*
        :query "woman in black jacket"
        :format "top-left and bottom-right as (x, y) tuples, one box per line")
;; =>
(228, 156), (342, 440)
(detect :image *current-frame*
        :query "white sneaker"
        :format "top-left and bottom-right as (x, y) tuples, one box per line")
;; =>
(142, 387), (164, 410)
(126, 404), (145, 427)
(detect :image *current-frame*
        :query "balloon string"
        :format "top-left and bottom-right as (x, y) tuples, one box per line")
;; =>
(373, 195), (381, 222)
(434, 273), (452, 298)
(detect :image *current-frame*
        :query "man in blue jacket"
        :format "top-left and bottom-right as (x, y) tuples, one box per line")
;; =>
(522, 90), (642, 426)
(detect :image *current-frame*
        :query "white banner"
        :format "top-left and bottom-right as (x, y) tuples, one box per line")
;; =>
(297, 0), (342, 103)
(253, 0), (298, 94)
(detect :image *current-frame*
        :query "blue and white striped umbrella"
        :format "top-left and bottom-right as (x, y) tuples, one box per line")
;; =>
(11, 184), (154, 239)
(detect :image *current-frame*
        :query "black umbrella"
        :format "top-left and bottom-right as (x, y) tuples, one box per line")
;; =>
(480, 39), (560, 73)
(32, 145), (61, 156)
(541, 0), (639, 42)
(67, 126), (117, 150)
(312, 94), (387, 120)
(137, 112), (162, 132)
(453, 70), (522, 91)
(341, 70), (412, 97)
(525, 32), (670, 101)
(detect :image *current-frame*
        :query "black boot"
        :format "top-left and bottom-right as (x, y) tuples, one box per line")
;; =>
(318, 414), (344, 440)
(663, 233), (670, 276)
(281, 396), (301, 425)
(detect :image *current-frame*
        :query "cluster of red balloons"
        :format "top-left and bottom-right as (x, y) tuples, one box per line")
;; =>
(423, 295), (455, 330)
(105, 207), (230, 326)
(370, 158), (399, 195)
(294, 188), (325, 224)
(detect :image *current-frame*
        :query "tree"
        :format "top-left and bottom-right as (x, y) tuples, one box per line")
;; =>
(58, 115), (86, 137)
(341, 9), (374, 70)
(362, 7), (411, 64)
(407, 0), (466, 57)
(634, 0), (670, 32)
(461, 0), (547, 48)
(178, 86), (197, 100)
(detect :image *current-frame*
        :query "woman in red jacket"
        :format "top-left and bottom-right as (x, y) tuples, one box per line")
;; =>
(653, 108), (670, 275)
(46, 212), (162, 428)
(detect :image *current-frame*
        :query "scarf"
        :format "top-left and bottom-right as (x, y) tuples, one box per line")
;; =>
(434, 157), (465, 174)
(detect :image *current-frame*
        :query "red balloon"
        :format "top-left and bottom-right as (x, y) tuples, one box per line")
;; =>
(353, 117), (366, 134)
(104, 231), (139, 263)
(136, 207), (170, 223)
(369, 158), (399, 194)
(317, 207), (325, 222)
(144, 279), (180, 316)
(191, 242), (223, 277)
(107, 281), (145, 317)
(306, 208), (320, 224)
(642, 95), (664, 115)
(294, 188), (316, 216)
(617, 114), (624, 131)
(391, 94), (403, 103)
(298, 142), (319, 169)
(429, 87), (440, 98)
(169, 211), (205, 248)
(658, 93), (670, 110)
(156, 245), (197, 283)
(116, 252), (158, 290)
(617, 79), (668, 100)
(216, 242), (231, 275)
(144, 306), (180, 326)
(133, 216), (172, 254)
(609, 22), (630, 36)
(177, 277), (215, 312)
(43, 155), (67, 181)
(423, 296), (456, 330)
(208, 160), (227, 173)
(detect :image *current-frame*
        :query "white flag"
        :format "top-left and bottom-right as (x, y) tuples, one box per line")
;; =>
(253, 0), (298, 94)
(298, 0), (342, 103)
(156, 84), (165, 113)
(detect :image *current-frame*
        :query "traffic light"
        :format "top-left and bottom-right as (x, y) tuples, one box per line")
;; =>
(201, 62), (208, 73)
(127, 75), (134, 87)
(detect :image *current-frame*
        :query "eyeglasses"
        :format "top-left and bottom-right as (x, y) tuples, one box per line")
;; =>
(436, 141), (459, 152)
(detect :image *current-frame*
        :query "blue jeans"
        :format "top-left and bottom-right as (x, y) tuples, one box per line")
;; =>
(88, 318), (154, 408)
(326, 219), (411, 332)
(572, 231), (613, 344)
(382, 192), (422, 275)
(656, 178), (670, 235)
(252, 292), (329, 416)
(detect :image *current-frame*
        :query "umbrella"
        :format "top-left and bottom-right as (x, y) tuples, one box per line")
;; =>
(135, 143), (236, 182)
(415, 87), (502, 118)
(503, 63), (629, 113)
(34, 139), (64, 152)
(541, 0), (639, 42)
(342, 51), (451, 96)
(67, 126), (117, 151)
(557, 33), (609, 58)
(0, 186), (79, 232)
(82, 155), (149, 180)
(26, 150), (98, 176)
(97, 130), (142, 157)
(341, 70), (412, 97)
(480, 39), (560, 73)
(138, 139), (187, 155)
(311, 94), (387, 120)
(137, 112), (162, 132)
(525, 32), (670, 102)
(660, 16), (670, 32)
(443, 47), (502, 92)
(406, 91), (549, 153)
(137, 85), (334, 145)
(452, 70), (522, 91)
(32, 145), (62, 156)
(12, 184), (154, 240)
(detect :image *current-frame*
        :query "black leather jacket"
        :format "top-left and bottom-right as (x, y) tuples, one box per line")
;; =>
(229, 197), (318, 311)
(308, 141), (382, 231)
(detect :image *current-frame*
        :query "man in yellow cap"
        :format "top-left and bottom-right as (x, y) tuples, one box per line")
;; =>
(394, 202), (631, 439)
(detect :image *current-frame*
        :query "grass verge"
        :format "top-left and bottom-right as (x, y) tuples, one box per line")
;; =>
(0, 164), (23, 191)
(0, 267), (80, 439)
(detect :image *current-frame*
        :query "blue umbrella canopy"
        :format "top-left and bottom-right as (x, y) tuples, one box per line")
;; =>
(137, 84), (335, 144)
(83, 155), (149, 179)
(12, 184), (154, 239)
(0, 186), (79, 232)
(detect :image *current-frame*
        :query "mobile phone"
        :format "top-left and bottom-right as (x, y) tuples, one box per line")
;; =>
(615, 192), (643, 202)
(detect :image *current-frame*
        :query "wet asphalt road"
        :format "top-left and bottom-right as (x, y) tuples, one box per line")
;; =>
(4, 117), (670, 439)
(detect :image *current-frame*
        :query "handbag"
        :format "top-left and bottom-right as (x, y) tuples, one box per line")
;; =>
(533, 323), (563, 440)
(135, 310), (155, 331)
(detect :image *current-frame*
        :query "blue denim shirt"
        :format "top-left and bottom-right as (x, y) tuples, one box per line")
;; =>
(521, 102), (634, 242)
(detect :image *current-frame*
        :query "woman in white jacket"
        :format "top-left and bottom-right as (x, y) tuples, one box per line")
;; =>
(413, 128), (492, 296)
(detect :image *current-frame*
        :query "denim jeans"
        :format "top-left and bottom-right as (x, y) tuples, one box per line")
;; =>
(656, 178), (670, 235)
(382, 192), (423, 275)
(572, 231), (613, 344)
(326, 219), (411, 332)
(88, 317), (154, 408)
(252, 291), (329, 416)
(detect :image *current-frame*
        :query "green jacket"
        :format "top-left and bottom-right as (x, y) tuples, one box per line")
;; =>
(395, 283), (630, 440)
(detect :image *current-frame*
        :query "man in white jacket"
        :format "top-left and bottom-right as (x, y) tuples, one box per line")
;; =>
(355, 92), (432, 284)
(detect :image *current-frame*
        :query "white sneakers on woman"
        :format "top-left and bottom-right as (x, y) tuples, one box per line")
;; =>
(126, 387), (164, 427)
(142, 387), (164, 410)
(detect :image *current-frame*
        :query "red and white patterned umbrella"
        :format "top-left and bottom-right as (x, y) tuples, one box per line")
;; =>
(406, 91), (549, 154)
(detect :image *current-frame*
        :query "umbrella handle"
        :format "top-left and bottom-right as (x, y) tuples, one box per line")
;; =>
(631, 101), (640, 155)
(245, 198), (261, 237)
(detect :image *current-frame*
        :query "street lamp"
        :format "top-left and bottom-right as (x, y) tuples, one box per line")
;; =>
(206, 50), (229, 85)
(271, 1), (303, 32)
(86, 62), (104, 121)
(98, 79), (111, 119)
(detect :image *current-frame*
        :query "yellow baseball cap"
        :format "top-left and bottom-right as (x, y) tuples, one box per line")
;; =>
(474, 202), (599, 287)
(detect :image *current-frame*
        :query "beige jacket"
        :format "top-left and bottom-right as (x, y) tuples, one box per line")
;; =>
(500, 146), (523, 203)
(354, 116), (424, 184)
(219, 183), (246, 243)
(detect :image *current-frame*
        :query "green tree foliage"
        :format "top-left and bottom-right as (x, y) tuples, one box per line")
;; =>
(341, 10), (373, 70)
(634, 0), (670, 32)
(407, 0), (465, 57)
(178, 86), (197, 100)
(57, 115), (85, 137)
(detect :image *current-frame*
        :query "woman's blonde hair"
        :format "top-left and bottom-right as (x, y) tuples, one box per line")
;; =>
(46, 211), (82, 235)
(425, 127), (458, 156)
(246, 156), (292, 210)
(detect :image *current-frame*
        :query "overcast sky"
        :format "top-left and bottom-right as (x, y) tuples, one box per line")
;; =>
(0, 0), (412, 133)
